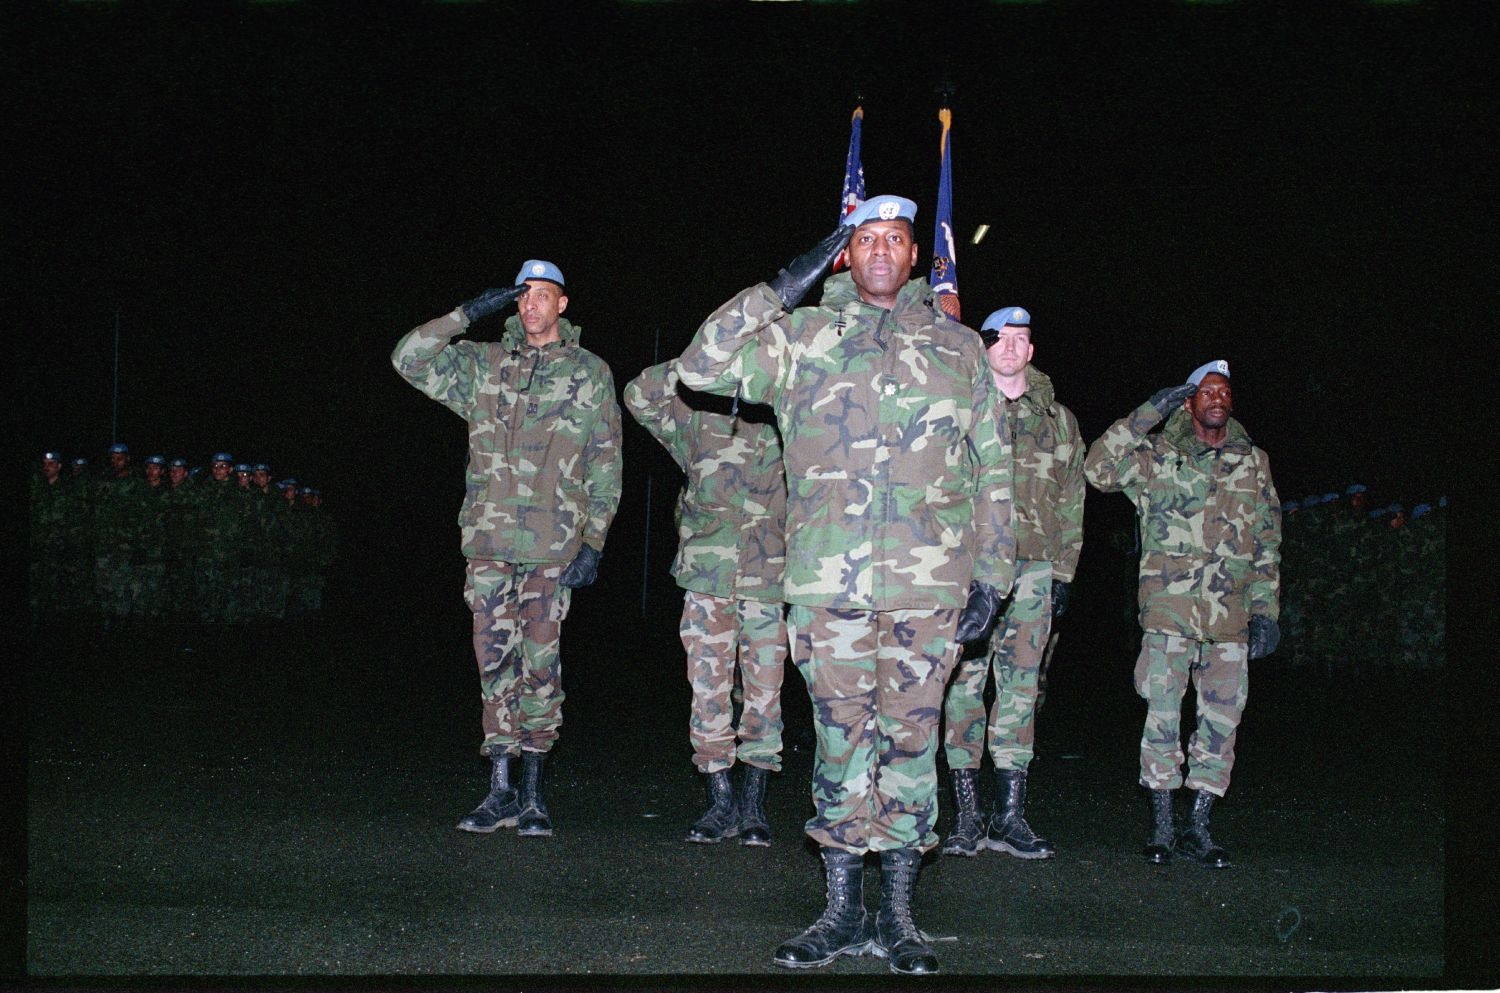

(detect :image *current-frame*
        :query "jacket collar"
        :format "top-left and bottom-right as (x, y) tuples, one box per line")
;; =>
(500, 315), (582, 351)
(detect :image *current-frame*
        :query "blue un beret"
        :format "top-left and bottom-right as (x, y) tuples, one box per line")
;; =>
(145, 455), (166, 466)
(213, 452), (234, 464)
(981, 307), (1032, 332)
(43, 451), (62, 462)
(841, 194), (918, 229)
(515, 260), (565, 288)
(108, 443), (129, 455)
(1187, 360), (1230, 387)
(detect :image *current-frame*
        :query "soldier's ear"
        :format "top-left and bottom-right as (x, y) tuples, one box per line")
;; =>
(557, 294), (569, 314)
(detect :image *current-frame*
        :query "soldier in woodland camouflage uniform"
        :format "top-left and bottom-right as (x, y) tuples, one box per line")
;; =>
(160, 458), (198, 623)
(134, 455), (169, 621)
(941, 307), (1084, 861)
(394, 259), (622, 839)
(625, 360), (789, 847)
(30, 452), (92, 624)
(1085, 360), (1281, 869)
(674, 195), (1015, 976)
(193, 453), (245, 625)
(93, 443), (149, 627)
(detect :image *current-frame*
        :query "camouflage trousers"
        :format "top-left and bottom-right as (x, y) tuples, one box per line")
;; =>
(195, 558), (238, 623)
(680, 590), (787, 774)
(1134, 632), (1249, 796)
(465, 559), (572, 758)
(94, 553), (138, 619)
(789, 604), (961, 854)
(943, 560), (1054, 772)
(131, 561), (166, 619)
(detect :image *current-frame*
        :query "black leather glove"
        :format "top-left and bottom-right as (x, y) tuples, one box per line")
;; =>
(955, 581), (1004, 644)
(559, 543), (601, 589)
(1051, 581), (1071, 621)
(1248, 615), (1281, 660)
(459, 284), (529, 324)
(767, 226), (854, 311)
(1147, 382), (1198, 418)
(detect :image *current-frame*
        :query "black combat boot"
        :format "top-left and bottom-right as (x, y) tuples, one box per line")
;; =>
(872, 848), (939, 975)
(686, 769), (740, 844)
(940, 768), (985, 857)
(737, 765), (772, 847)
(1143, 788), (1175, 863)
(456, 753), (520, 833)
(986, 768), (1055, 859)
(773, 848), (871, 968)
(1176, 788), (1230, 868)
(516, 751), (553, 837)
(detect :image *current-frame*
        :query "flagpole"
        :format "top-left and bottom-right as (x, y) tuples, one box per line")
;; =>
(111, 309), (121, 444)
(641, 326), (661, 619)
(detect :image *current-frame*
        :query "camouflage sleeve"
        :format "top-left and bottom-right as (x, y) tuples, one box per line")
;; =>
(1083, 400), (1162, 497)
(1248, 448), (1282, 621)
(390, 310), (480, 419)
(581, 364), (624, 552)
(970, 367), (1018, 595)
(1054, 405), (1087, 583)
(623, 361), (696, 473)
(672, 283), (789, 405)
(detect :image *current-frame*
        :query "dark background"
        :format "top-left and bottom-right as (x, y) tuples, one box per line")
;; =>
(9, 1), (1485, 986)
(15, 2), (1475, 562)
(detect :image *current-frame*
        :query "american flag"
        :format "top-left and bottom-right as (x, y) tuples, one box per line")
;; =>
(834, 105), (865, 272)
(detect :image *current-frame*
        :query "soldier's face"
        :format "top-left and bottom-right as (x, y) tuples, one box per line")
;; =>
(212, 461), (231, 481)
(253, 469), (270, 488)
(1188, 373), (1232, 429)
(283, 487), (298, 503)
(169, 466), (187, 486)
(847, 220), (918, 302)
(235, 472), (251, 489)
(145, 463), (163, 483)
(986, 326), (1034, 378)
(43, 458), (61, 480)
(518, 281), (567, 339)
(109, 452), (128, 473)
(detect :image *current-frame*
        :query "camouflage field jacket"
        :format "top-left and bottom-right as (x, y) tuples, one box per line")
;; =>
(673, 274), (1015, 611)
(625, 361), (786, 603)
(1003, 366), (1086, 583)
(393, 310), (622, 565)
(1084, 401), (1280, 643)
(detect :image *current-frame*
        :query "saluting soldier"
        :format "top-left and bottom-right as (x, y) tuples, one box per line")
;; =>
(1084, 360), (1281, 868)
(394, 259), (622, 839)
(674, 195), (1015, 975)
(625, 360), (789, 847)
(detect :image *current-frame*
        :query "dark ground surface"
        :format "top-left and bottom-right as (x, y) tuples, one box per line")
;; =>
(15, 563), (1487, 993)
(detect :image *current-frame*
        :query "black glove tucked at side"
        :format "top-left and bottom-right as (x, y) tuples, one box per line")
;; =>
(1147, 382), (1198, 418)
(1248, 615), (1281, 660)
(559, 544), (602, 589)
(766, 225), (855, 311)
(459, 283), (529, 324)
(1050, 581), (1071, 621)
(955, 581), (1004, 644)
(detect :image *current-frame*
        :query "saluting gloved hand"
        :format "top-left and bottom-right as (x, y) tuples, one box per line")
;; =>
(955, 581), (1005, 644)
(1051, 581), (1071, 621)
(1248, 615), (1281, 660)
(559, 543), (602, 589)
(767, 225), (855, 311)
(459, 283), (530, 324)
(1148, 382), (1198, 418)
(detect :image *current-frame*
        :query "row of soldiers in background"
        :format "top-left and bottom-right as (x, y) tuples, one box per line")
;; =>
(1277, 484), (1446, 676)
(28, 444), (338, 628)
